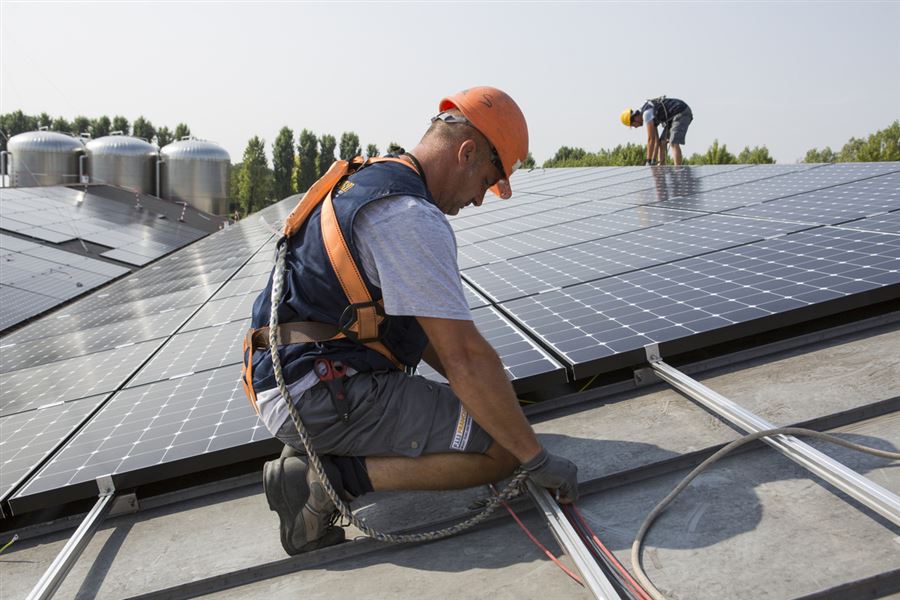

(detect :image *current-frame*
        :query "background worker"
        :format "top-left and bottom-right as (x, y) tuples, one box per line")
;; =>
(248, 86), (579, 556)
(621, 96), (693, 166)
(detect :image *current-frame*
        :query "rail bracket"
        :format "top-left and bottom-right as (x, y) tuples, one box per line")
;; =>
(644, 343), (662, 364)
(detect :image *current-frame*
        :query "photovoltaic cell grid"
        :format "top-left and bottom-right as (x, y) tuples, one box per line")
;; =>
(415, 305), (567, 391)
(462, 213), (814, 302)
(655, 162), (900, 213)
(1, 233), (130, 331)
(0, 306), (197, 375)
(502, 227), (900, 377)
(0, 196), (292, 510)
(835, 210), (900, 234)
(0, 395), (107, 507)
(0, 339), (163, 418)
(0, 187), (207, 266)
(11, 367), (275, 512)
(726, 170), (900, 226)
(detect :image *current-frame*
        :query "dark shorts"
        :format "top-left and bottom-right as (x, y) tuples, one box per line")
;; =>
(275, 370), (494, 459)
(661, 108), (693, 145)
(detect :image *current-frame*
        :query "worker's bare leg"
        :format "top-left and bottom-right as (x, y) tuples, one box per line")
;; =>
(671, 143), (683, 165)
(657, 141), (668, 165)
(366, 442), (518, 491)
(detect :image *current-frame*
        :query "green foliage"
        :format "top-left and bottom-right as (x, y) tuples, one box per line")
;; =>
(155, 126), (174, 147)
(296, 129), (319, 192)
(542, 143), (645, 167)
(91, 116), (111, 139)
(339, 131), (361, 160)
(0, 110), (38, 151)
(272, 126), (296, 199)
(838, 120), (899, 162)
(111, 115), (129, 135)
(685, 139), (736, 165)
(174, 123), (191, 140)
(736, 145), (775, 164)
(366, 144), (379, 158)
(318, 134), (337, 177)
(522, 152), (536, 169)
(51, 116), (72, 134)
(229, 162), (243, 216)
(72, 115), (91, 136)
(804, 121), (899, 163)
(236, 136), (273, 215)
(131, 116), (155, 142)
(38, 112), (52, 128)
(386, 142), (404, 155)
(803, 146), (836, 163)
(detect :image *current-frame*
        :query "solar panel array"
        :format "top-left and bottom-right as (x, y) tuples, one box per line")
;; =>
(3, 162), (899, 515)
(0, 186), (213, 332)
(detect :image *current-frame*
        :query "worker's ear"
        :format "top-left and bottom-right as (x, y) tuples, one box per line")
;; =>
(457, 138), (477, 167)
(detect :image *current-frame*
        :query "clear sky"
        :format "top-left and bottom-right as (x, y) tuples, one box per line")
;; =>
(2, 1), (899, 165)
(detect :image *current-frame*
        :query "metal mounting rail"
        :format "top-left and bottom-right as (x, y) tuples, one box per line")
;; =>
(526, 480), (620, 599)
(644, 345), (900, 527)
(26, 476), (116, 600)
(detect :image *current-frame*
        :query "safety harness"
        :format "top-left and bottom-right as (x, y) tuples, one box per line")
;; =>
(241, 156), (416, 413)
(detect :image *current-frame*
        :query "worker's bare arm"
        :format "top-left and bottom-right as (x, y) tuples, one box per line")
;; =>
(421, 342), (446, 377)
(416, 316), (542, 463)
(645, 122), (658, 163)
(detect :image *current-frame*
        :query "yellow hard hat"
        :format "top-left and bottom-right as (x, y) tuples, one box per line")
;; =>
(439, 86), (528, 199)
(620, 109), (633, 127)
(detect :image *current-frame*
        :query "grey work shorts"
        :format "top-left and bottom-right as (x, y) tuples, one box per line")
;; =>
(274, 370), (494, 459)
(661, 108), (693, 146)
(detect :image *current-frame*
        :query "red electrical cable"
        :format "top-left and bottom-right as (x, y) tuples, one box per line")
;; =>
(569, 504), (653, 600)
(490, 487), (584, 587)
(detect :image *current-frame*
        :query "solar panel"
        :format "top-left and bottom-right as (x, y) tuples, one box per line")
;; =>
(457, 206), (704, 269)
(0, 285), (61, 332)
(463, 214), (813, 302)
(0, 394), (106, 507)
(725, 171), (900, 225)
(501, 227), (900, 378)
(129, 319), (250, 387)
(10, 366), (275, 513)
(835, 210), (900, 234)
(0, 307), (196, 374)
(0, 339), (161, 417)
(0, 187), (207, 264)
(655, 162), (900, 212)
(415, 305), (567, 391)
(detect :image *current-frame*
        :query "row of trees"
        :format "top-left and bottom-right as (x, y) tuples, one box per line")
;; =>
(231, 127), (407, 216)
(543, 140), (776, 167)
(542, 121), (899, 168)
(0, 110), (190, 149)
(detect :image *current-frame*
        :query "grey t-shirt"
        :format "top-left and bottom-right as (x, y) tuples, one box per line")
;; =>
(354, 195), (472, 321)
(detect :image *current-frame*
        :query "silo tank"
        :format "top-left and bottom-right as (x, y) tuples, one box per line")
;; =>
(6, 130), (84, 187)
(85, 134), (158, 194)
(160, 139), (230, 215)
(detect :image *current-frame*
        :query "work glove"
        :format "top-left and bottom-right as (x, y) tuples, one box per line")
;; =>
(521, 447), (578, 503)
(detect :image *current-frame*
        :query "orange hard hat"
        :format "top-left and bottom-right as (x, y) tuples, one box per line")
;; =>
(439, 86), (528, 199)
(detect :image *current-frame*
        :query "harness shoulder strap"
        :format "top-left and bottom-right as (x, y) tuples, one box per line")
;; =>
(242, 156), (420, 412)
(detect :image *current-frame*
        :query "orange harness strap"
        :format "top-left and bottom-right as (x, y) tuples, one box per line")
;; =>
(242, 156), (420, 412)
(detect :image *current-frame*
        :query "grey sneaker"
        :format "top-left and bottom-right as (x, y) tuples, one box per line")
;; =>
(263, 455), (345, 555)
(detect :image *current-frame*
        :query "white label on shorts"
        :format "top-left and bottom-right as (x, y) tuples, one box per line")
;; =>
(451, 405), (473, 451)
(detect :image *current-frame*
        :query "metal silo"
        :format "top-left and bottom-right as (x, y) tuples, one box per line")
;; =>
(159, 138), (230, 215)
(3, 130), (84, 187)
(85, 133), (158, 194)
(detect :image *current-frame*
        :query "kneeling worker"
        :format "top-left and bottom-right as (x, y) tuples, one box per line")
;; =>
(621, 96), (693, 166)
(244, 86), (579, 555)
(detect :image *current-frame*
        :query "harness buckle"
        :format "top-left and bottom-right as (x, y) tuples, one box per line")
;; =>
(314, 359), (351, 423)
(337, 300), (386, 344)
